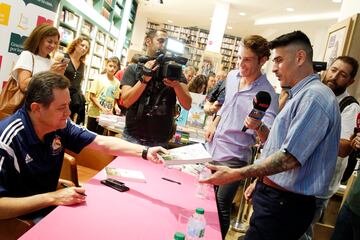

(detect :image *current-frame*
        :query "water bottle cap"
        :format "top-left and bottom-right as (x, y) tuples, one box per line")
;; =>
(174, 232), (185, 240)
(195, 208), (205, 214)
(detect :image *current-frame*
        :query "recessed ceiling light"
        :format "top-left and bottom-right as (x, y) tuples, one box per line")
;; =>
(167, 20), (173, 23)
(332, 0), (342, 3)
(286, 7), (295, 12)
(238, 12), (246, 16)
(227, 26), (233, 29)
(254, 12), (339, 25)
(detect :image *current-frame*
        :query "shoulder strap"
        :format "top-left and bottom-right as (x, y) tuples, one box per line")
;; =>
(339, 96), (359, 113)
(31, 53), (34, 75)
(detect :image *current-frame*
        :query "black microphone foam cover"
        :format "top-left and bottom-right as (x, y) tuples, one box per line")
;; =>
(253, 91), (271, 111)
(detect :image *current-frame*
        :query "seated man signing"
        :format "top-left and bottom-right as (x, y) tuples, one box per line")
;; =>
(0, 71), (167, 222)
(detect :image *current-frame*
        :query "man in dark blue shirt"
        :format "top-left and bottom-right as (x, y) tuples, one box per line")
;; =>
(0, 71), (166, 221)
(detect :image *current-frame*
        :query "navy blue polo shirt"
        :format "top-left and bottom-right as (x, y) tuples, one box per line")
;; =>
(0, 107), (96, 217)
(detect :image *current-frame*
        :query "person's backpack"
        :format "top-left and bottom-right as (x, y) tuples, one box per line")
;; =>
(339, 96), (359, 183)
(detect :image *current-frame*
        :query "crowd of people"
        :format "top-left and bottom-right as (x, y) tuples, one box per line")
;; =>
(0, 22), (360, 240)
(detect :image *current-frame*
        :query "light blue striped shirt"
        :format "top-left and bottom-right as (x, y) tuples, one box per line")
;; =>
(255, 74), (341, 196)
(207, 70), (278, 163)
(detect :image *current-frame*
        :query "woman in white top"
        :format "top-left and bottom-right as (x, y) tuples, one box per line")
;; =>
(12, 23), (67, 92)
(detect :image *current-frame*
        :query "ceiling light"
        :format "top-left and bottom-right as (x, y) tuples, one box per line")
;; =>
(254, 12), (339, 25)
(286, 7), (295, 12)
(167, 20), (173, 23)
(227, 26), (233, 29)
(238, 12), (246, 16)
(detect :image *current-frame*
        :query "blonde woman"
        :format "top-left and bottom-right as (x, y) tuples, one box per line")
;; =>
(64, 36), (90, 124)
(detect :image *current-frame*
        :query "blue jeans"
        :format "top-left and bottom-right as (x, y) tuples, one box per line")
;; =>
(299, 197), (329, 240)
(331, 202), (360, 240)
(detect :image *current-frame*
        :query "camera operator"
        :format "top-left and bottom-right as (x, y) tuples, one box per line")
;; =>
(121, 29), (191, 147)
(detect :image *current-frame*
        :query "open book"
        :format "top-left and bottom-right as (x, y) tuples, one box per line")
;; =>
(105, 167), (146, 183)
(161, 143), (212, 166)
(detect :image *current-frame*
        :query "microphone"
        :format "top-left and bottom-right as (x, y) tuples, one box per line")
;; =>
(242, 91), (271, 132)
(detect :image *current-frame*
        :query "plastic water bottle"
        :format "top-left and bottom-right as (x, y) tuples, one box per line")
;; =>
(186, 208), (206, 240)
(196, 166), (211, 198)
(173, 231), (185, 240)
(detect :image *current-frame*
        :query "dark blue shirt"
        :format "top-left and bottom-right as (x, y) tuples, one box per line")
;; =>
(0, 107), (96, 217)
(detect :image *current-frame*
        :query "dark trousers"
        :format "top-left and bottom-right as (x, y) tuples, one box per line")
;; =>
(122, 129), (168, 148)
(331, 202), (360, 240)
(244, 181), (316, 240)
(214, 159), (247, 239)
(86, 117), (105, 135)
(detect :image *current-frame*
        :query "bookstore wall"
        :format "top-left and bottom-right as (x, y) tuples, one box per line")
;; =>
(56, 0), (137, 93)
(145, 21), (241, 72)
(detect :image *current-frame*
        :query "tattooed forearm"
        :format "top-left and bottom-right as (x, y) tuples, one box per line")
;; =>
(238, 151), (300, 179)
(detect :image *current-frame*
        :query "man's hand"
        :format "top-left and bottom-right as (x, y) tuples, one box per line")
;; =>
(205, 122), (217, 142)
(244, 181), (256, 203)
(163, 78), (181, 88)
(142, 60), (157, 83)
(351, 132), (360, 149)
(147, 146), (169, 164)
(198, 164), (241, 185)
(243, 116), (262, 131)
(49, 187), (86, 206)
(209, 101), (222, 114)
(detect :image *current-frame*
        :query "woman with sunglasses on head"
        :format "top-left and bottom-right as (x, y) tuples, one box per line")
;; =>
(64, 36), (90, 124)
(13, 23), (67, 93)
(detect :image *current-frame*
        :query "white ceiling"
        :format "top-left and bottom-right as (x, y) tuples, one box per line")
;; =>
(138, 0), (342, 40)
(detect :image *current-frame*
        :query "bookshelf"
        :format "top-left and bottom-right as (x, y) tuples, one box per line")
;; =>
(119, 0), (138, 67)
(55, 0), (131, 94)
(145, 21), (241, 72)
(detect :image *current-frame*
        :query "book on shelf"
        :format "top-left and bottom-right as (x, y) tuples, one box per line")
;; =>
(160, 143), (212, 166)
(105, 167), (146, 183)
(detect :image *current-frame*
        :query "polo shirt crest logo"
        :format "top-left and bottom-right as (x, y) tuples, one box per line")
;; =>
(51, 136), (63, 155)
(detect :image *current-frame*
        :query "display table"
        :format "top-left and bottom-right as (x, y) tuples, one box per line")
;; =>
(20, 156), (221, 240)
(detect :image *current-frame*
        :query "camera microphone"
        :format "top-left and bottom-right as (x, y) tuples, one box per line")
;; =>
(242, 91), (271, 132)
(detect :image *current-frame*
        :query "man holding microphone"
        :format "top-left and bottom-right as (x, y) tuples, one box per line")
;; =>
(205, 35), (278, 238)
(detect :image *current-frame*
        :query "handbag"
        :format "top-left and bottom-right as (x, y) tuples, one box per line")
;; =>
(0, 54), (34, 120)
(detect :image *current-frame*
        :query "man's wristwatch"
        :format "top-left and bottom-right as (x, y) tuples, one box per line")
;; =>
(142, 146), (149, 160)
(255, 121), (265, 131)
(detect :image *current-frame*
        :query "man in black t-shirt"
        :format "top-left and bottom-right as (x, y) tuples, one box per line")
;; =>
(121, 29), (191, 147)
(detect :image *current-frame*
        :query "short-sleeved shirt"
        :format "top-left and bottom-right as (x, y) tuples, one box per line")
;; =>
(11, 50), (53, 81)
(0, 107), (96, 217)
(255, 74), (341, 196)
(322, 91), (360, 198)
(87, 74), (120, 118)
(121, 64), (187, 143)
(206, 70), (278, 164)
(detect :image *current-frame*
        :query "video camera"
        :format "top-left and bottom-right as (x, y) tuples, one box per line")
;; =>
(313, 61), (327, 72)
(138, 38), (188, 81)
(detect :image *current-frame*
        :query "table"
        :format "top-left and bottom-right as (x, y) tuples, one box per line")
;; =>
(20, 156), (221, 240)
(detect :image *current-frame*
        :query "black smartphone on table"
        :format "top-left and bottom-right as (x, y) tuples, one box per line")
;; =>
(101, 178), (129, 192)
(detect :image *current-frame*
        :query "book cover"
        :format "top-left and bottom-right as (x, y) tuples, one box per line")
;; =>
(105, 167), (146, 183)
(186, 93), (206, 128)
(161, 143), (212, 166)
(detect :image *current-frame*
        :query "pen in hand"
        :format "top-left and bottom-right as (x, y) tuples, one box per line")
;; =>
(162, 177), (181, 185)
(61, 183), (87, 196)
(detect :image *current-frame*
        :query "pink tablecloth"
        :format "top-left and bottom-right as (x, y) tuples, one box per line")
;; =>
(20, 156), (221, 240)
